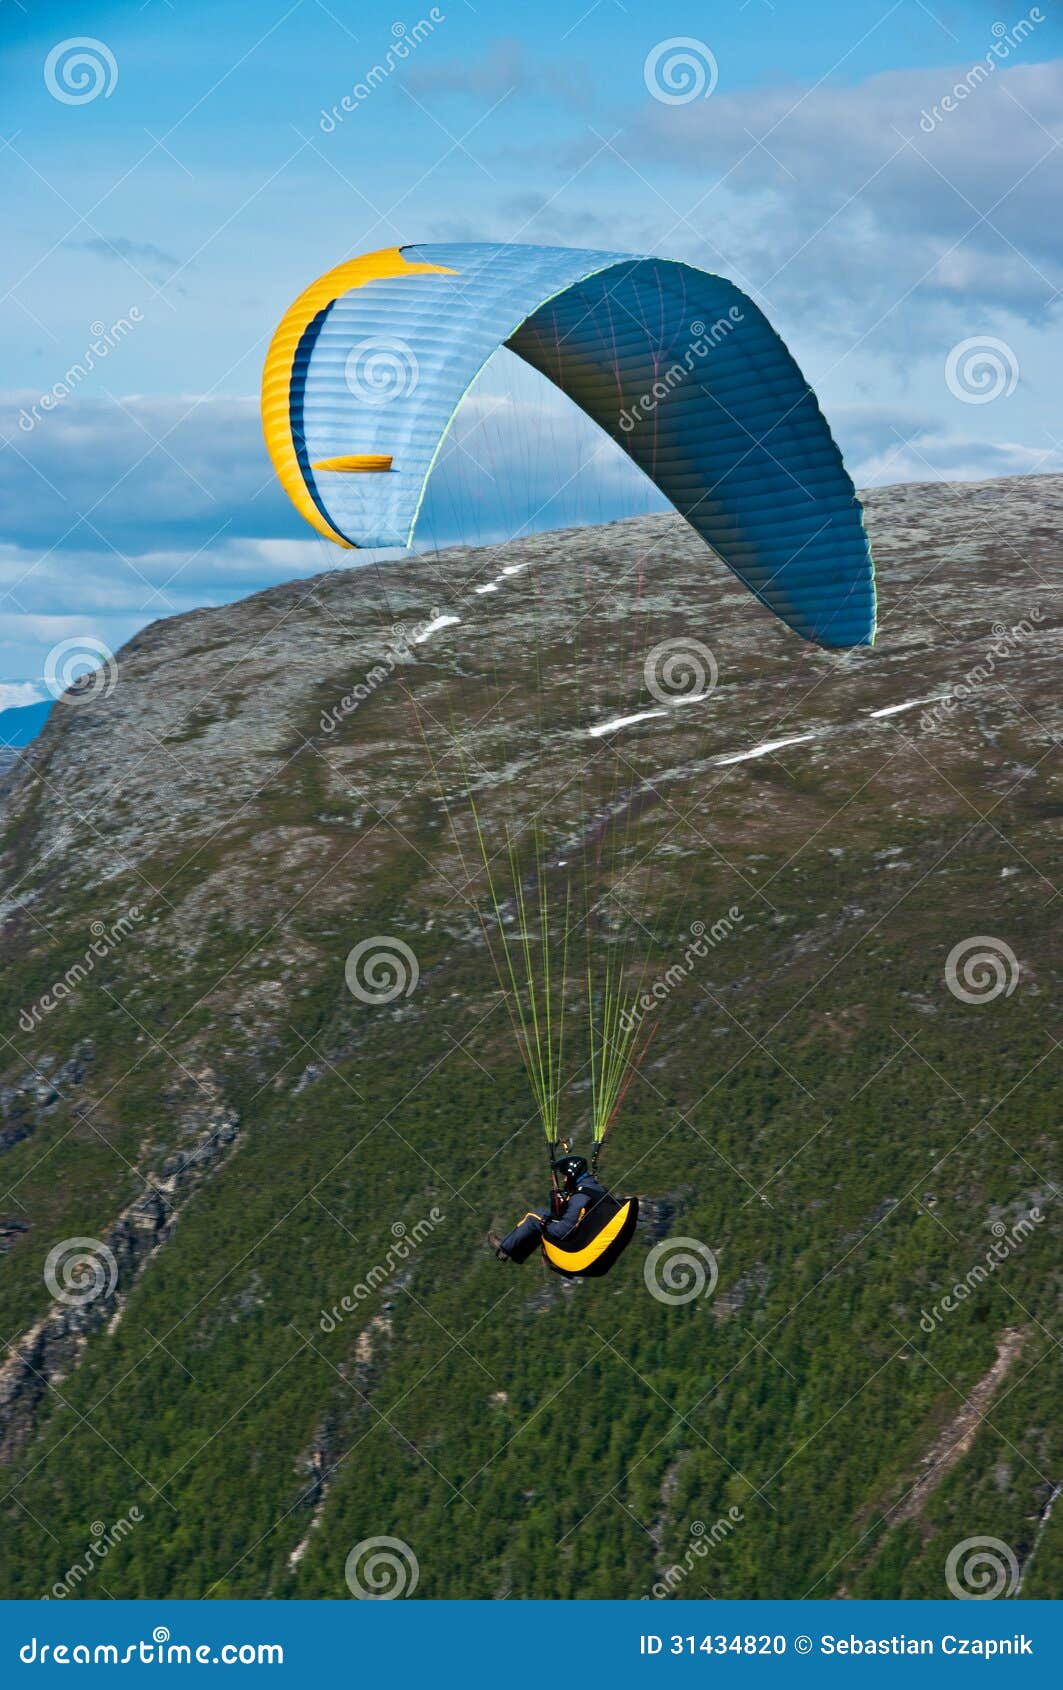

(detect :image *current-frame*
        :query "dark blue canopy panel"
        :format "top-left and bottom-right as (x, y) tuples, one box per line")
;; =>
(508, 260), (874, 647)
(263, 241), (875, 648)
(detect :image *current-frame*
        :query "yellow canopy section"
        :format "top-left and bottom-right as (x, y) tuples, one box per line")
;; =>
(311, 454), (393, 474)
(261, 248), (450, 547)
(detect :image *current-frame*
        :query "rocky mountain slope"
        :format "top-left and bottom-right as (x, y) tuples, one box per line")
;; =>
(0, 473), (1060, 1600)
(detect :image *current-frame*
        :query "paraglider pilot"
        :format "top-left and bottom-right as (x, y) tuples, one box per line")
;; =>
(492, 1155), (607, 1263)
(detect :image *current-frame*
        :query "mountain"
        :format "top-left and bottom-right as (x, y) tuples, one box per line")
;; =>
(0, 699), (51, 747)
(0, 474), (1060, 1601)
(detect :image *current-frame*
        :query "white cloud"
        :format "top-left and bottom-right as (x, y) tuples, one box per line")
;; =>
(856, 431), (1063, 486)
(0, 680), (46, 712)
(824, 401), (1063, 484)
(606, 56), (1063, 337)
(0, 394), (289, 555)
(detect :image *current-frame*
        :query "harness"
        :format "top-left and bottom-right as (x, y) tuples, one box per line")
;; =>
(540, 1184), (639, 1279)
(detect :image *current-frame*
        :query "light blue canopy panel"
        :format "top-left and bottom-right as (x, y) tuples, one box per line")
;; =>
(290, 242), (875, 647)
(292, 245), (619, 551)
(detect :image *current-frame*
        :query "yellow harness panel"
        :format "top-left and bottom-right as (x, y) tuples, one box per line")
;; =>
(541, 1200), (634, 1273)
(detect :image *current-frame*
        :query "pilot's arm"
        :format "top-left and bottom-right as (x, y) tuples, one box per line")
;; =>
(543, 1190), (591, 1242)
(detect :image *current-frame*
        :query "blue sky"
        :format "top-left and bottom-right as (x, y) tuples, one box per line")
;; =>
(2, 0), (1061, 703)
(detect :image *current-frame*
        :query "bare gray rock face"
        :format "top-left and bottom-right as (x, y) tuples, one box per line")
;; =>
(3, 473), (1060, 904)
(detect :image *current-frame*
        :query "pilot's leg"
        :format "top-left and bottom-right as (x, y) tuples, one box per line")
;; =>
(496, 1208), (550, 1262)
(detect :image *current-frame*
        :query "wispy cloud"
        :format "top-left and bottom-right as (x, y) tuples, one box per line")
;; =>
(408, 36), (595, 109)
(74, 236), (184, 285)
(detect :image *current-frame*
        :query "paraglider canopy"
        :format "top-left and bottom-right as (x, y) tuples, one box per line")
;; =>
(262, 241), (875, 649)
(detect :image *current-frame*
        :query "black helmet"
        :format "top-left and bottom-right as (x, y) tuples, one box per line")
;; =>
(553, 1154), (588, 1192)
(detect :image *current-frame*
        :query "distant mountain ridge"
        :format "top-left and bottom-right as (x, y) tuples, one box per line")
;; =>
(0, 698), (50, 747)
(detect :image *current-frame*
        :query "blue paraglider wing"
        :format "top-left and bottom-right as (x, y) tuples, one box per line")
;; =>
(264, 241), (875, 648)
